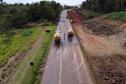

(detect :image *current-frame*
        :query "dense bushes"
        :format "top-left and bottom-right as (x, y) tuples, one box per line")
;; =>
(104, 12), (126, 22)
(21, 29), (33, 37)
(80, 10), (99, 19)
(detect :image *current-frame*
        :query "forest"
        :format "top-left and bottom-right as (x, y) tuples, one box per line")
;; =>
(0, 0), (62, 33)
(81, 0), (126, 13)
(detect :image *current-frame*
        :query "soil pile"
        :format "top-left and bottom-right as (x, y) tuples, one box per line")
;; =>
(92, 54), (126, 84)
(83, 21), (121, 36)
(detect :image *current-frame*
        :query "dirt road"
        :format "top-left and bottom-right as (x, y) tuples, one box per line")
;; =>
(41, 10), (94, 84)
(69, 10), (126, 84)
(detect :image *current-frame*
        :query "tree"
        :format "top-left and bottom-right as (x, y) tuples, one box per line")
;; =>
(81, 0), (126, 13)
(0, 1), (62, 33)
(0, 0), (3, 3)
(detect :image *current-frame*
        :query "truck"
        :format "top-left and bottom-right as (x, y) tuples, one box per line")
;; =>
(54, 32), (61, 45)
(68, 27), (74, 38)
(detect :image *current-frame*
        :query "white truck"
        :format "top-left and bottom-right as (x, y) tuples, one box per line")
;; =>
(54, 32), (61, 45)
(68, 27), (74, 38)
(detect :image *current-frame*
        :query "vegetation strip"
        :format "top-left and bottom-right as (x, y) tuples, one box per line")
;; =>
(6, 25), (56, 84)
(0, 27), (42, 66)
(104, 12), (126, 22)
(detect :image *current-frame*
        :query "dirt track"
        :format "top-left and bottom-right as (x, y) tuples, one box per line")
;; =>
(69, 10), (126, 84)
(0, 32), (42, 84)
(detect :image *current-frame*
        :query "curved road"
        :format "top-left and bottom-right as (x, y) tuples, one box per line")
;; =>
(41, 10), (94, 84)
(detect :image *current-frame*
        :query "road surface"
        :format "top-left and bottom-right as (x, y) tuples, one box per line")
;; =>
(41, 10), (94, 84)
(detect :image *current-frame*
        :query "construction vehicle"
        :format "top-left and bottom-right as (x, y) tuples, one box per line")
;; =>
(54, 32), (61, 45)
(68, 27), (74, 38)
(66, 16), (69, 19)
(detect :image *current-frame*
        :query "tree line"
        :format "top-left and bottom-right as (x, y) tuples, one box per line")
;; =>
(81, 0), (126, 13)
(0, 0), (62, 32)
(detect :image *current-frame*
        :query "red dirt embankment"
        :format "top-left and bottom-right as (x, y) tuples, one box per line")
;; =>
(67, 10), (84, 24)
(68, 9), (126, 84)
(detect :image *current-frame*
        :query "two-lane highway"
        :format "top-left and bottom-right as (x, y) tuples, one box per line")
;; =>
(41, 10), (94, 84)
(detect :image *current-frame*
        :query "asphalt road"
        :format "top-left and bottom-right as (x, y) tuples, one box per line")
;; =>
(41, 10), (94, 84)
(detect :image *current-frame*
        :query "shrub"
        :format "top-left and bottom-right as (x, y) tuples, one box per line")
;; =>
(104, 12), (126, 22)
(21, 29), (33, 37)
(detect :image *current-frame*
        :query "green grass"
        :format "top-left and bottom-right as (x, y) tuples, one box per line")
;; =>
(0, 27), (42, 65)
(104, 12), (126, 22)
(80, 10), (99, 19)
(8, 25), (56, 84)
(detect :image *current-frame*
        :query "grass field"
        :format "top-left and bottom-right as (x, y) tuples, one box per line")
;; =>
(0, 27), (42, 65)
(104, 12), (126, 22)
(7, 25), (56, 84)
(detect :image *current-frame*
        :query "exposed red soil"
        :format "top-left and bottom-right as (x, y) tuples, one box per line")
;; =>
(68, 10), (126, 84)
(73, 24), (124, 56)
(82, 20), (121, 36)
(67, 10), (84, 24)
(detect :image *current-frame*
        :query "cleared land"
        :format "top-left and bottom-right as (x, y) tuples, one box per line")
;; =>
(69, 10), (126, 84)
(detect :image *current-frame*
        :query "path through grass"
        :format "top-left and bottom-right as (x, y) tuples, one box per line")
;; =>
(7, 25), (56, 84)
(0, 27), (42, 65)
